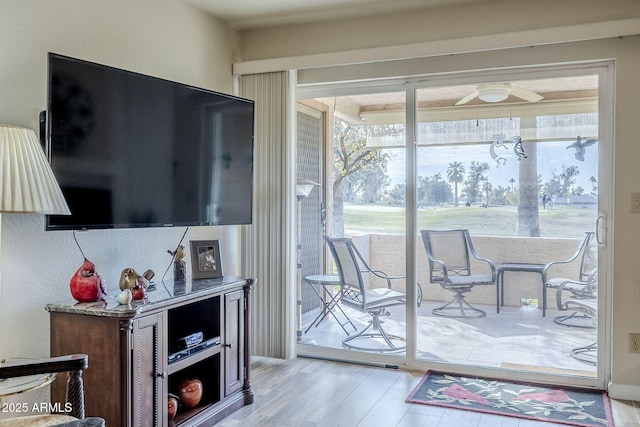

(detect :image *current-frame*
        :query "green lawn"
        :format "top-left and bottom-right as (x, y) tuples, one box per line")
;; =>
(344, 203), (596, 238)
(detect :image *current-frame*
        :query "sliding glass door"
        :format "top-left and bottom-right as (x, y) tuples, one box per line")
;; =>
(297, 90), (409, 362)
(297, 63), (609, 388)
(413, 74), (601, 377)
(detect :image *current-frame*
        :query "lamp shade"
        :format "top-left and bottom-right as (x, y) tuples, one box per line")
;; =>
(296, 178), (319, 199)
(0, 125), (70, 214)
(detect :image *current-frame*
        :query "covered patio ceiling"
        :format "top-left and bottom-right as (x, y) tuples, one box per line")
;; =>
(312, 75), (599, 125)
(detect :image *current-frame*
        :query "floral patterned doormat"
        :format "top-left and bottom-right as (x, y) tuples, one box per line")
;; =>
(406, 371), (613, 427)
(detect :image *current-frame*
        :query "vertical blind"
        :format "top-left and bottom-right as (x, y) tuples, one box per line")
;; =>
(239, 71), (296, 358)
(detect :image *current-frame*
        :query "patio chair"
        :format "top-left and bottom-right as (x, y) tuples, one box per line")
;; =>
(0, 354), (105, 426)
(562, 299), (598, 365)
(420, 229), (496, 318)
(325, 237), (408, 352)
(542, 231), (598, 328)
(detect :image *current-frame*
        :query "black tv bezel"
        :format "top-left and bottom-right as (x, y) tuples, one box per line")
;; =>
(44, 53), (255, 231)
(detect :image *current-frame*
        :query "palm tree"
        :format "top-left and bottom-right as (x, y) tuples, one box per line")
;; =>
(446, 162), (465, 207)
(509, 178), (516, 192)
(481, 180), (493, 207)
(590, 175), (598, 195)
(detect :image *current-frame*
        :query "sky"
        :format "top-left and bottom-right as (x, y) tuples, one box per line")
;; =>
(385, 139), (599, 194)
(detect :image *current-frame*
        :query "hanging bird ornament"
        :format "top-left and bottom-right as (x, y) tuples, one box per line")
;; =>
(567, 135), (597, 161)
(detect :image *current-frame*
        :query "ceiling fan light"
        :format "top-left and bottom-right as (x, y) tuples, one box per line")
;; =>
(478, 87), (510, 103)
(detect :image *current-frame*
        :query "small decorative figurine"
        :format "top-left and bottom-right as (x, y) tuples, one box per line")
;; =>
(142, 269), (155, 283)
(119, 268), (155, 301)
(119, 268), (139, 291)
(130, 284), (146, 301)
(169, 245), (187, 282)
(115, 288), (132, 305)
(70, 258), (107, 303)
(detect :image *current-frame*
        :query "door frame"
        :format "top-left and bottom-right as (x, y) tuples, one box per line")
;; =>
(296, 60), (614, 389)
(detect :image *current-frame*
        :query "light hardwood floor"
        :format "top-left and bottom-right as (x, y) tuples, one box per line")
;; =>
(218, 356), (640, 427)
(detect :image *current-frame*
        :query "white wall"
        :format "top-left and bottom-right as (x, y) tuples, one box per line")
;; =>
(235, 0), (640, 74)
(0, 0), (242, 364)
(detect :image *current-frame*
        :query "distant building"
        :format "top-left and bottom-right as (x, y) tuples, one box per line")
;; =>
(553, 194), (598, 209)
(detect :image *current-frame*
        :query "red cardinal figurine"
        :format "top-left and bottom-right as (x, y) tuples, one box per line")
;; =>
(70, 258), (107, 302)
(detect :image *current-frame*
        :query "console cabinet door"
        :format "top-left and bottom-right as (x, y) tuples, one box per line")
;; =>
(132, 312), (165, 427)
(224, 290), (244, 396)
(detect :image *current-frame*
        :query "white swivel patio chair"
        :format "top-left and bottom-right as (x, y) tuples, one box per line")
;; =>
(325, 237), (408, 352)
(421, 229), (496, 318)
(542, 231), (597, 328)
(562, 299), (598, 365)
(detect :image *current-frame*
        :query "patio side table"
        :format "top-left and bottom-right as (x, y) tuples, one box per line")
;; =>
(304, 274), (357, 335)
(496, 263), (548, 316)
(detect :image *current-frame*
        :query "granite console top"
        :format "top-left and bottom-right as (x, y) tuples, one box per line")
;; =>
(46, 276), (255, 318)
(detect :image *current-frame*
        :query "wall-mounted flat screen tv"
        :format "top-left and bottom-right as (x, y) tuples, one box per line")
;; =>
(45, 53), (254, 230)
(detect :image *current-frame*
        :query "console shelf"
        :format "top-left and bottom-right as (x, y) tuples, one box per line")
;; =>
(47, 276), (255, 427)
(168, 344), (221, 375)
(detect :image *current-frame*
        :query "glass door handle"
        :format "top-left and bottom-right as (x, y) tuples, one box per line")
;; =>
(596, 214), (606, 245)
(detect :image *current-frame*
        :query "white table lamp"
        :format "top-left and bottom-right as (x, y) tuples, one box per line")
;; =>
(0, 124), (70, 300)
(0, 125), (70, 215)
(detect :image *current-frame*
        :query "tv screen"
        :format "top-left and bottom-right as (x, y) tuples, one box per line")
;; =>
(45, 53), (254, 230)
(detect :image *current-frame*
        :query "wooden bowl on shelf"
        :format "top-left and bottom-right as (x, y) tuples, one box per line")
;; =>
(178, 378), (203, 408)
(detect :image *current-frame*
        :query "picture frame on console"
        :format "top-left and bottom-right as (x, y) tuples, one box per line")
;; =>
(190, 240), (223, 279)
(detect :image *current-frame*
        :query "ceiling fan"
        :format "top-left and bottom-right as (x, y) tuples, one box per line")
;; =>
(455, 83), (544, 105)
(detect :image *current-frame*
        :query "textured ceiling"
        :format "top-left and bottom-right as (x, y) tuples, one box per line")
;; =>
(184, 0), (485, 30)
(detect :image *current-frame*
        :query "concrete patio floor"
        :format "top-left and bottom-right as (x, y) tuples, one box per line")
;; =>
(300, 300), (597, 376)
